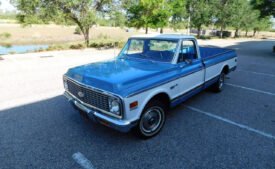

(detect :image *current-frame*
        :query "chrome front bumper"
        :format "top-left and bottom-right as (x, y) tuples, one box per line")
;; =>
(64, 92), (137, 133)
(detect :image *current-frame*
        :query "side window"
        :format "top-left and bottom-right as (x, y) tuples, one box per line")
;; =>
(178, 40), (197, 63)
(127, 39), (144, 54)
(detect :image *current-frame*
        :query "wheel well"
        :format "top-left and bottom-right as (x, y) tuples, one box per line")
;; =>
(222, 65), (230, 74)
(147, 93), (170, 110)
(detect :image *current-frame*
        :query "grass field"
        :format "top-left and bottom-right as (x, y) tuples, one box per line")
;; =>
(0, 23), (140, 45)
(0, 23), (274, 46)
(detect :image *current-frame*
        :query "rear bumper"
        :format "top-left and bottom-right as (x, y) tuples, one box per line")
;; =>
(64, 92), (137, 133)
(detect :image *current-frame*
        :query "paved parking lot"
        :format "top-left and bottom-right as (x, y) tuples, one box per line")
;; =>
(0, 39), (274, 169)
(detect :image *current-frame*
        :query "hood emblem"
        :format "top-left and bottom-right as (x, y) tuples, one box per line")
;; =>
(77, 91), (85, 98)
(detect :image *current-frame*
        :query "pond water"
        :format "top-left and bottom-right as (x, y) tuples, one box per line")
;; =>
(0, 45), (49, 55)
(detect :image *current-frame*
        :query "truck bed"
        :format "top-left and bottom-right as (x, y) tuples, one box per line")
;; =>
(199, 47), (234, 59)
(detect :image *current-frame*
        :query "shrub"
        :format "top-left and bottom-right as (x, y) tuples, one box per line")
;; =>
(97, 33), (110, 39)
(69, 43), (85, 49)
(89, 40), (125, 49)
(47, 45), (66, 51)
(0, 32), (12, 39)
(74, 27), (82, 35)
(2, 43), (12, 48)
(197, 35), (212, 40)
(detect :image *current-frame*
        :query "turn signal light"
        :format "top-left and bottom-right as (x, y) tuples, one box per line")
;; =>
(130, 101), (138, 109)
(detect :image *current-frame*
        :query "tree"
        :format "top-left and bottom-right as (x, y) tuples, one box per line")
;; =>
(110, 11), (126, 28)
(169, 0), (187, 31)
(214, 0), (235, 38)
(151, 1), (172, 33)
(241, 10), (260, 37)
(13, 0), (112, 46)
(230, 0), (253, 38)
(187, 0), (214, 38)
(250, 0), (275, 17)
(126, 0), (171, 34)
(252, 17), (272, 36)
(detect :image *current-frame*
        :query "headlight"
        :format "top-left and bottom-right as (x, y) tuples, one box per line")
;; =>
(63, 78), (68, 90)
(108, 98), (121, 116)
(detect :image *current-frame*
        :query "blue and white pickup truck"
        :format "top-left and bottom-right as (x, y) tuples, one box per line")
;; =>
(63, 34), (237, 138)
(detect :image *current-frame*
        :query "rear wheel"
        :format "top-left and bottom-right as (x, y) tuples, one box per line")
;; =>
(211, 72), (225, 92)
(135, 100), (166, 139)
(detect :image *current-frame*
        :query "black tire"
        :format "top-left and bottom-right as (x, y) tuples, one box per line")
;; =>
(135, 100), (166, 139)
(211, 72), (225, 92)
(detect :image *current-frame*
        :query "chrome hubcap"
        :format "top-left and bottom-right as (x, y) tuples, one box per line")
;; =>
(141, 107), (163, 133)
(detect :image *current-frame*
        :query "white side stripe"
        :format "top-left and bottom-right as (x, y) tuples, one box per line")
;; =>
(226, 83), (275, 96)
(72, 152), (95, 169)
(237, 70), (275, 78)
(185, 105), (275, 140)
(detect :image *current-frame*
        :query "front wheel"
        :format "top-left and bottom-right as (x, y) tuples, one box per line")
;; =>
(135, 100), (166, 139)
(211, 72), (225, 92)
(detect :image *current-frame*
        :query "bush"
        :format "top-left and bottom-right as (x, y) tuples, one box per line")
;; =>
(74, 27), (82, 35)
(69, 43), (85, 49)
(97, 33), (110, 39)
(216, 31), (232, 38)
(2, 43), (12, 48)
(47, 45), (67, 51)
(197, 35), (212, 40)
(0, 32), (12, 39)
(89, 40), (125, 49)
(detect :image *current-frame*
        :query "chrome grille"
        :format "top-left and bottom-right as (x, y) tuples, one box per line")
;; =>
(66, 79), (110, 112)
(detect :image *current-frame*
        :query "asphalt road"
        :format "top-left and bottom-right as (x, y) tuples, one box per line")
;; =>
(0, 39), (274, 169)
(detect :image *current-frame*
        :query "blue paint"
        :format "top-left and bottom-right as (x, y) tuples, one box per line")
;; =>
(66, 58), (178, 97)
(65, 41), (237, 98)
(0, 44), (48, 55)
(200, 47), (236, 68)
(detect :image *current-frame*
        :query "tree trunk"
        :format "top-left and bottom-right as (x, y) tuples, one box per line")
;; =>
(253, 29), (257, 37)
(245, 30), (248, 37)
(160, 28), (163, 34)
(77, 24), (90, 47)
(145, 26), (148, 34)
(220, 26), (223, 38)
(234, 28), (239, 38)
(197, 26), (201, 38)
(83, 28), (90, 47)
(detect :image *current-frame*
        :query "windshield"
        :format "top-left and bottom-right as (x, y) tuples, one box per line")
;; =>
(119, 38), (179, 63)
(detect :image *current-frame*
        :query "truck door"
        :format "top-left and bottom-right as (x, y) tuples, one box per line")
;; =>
(176, 40), (204, 97)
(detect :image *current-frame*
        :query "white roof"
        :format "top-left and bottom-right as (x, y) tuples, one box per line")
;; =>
(130, 34), (195, 40)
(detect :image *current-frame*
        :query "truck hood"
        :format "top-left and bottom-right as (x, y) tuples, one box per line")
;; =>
(65, 58), (177, 97)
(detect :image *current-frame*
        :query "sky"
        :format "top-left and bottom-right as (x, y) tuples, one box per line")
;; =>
(0, 0), (16, 12)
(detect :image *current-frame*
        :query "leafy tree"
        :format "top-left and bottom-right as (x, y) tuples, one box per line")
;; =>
(252, 17), (272, 36)
(126, 0), (171, 34)
(229, 0), (254, 37)
(110, 11), (126, 27)
(241, 10), (260, 37)
(13, 0), (112, 46)
(250, 0), (275, 17)
(187, 0), (214, 38)
(214, 0), (235, 38)
(169, 0), (187, 31)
